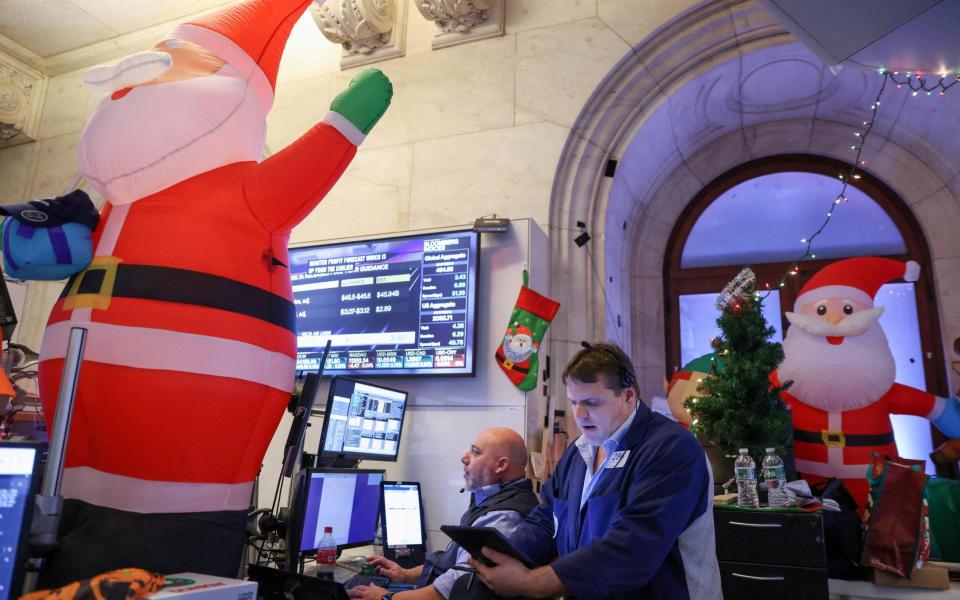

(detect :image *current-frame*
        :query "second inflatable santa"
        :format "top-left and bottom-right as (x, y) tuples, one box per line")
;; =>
(774, 257), (960, 507)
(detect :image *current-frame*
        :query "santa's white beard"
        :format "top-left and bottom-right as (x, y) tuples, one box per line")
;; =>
(779, 323), (896, 412)
(78, 63), (267, 205)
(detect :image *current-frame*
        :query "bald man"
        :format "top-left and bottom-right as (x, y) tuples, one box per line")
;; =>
(349, 428), (538, 600)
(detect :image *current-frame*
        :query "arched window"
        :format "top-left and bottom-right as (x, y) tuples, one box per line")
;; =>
(665, 155), (949, 474)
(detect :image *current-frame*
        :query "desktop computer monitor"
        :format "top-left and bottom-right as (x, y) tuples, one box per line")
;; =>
(282, 341), (332, 477)
(0, 441), (42, 599)
(381, 481), (426, 568)
(297, 469), (384, 553)
(318, 378), (408, 464)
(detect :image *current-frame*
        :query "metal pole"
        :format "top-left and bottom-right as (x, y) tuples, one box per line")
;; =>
(23, 326), (86, 594)
(42, 327), (86, 496)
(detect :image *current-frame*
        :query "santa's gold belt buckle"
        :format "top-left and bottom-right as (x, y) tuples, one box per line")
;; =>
(821, 430), (846, 448)
(64, 256), (121, 310)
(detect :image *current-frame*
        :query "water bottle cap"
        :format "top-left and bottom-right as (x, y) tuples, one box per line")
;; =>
(324, 526), (333, 533)
(739, 448), (748, 453)
(766, 448), (775, 453)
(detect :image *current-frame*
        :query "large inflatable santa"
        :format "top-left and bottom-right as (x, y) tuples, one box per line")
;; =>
(36, 0), (392, 583)
(774, 257), (960, 507)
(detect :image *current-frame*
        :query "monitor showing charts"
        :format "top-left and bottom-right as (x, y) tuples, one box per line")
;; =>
(298, 469), (384, 552)
(319, 377), (408, 462)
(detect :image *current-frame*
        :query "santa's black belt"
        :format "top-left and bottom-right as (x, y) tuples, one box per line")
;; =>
(495, 351), (529, 374)
(61, 263), (296, 332)
(793, 428), (895, 448)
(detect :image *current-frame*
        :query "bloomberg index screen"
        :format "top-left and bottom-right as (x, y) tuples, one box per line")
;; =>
(290, 229), (478, 376)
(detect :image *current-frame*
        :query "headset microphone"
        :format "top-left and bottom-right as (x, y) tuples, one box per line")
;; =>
(459, 487), (466, 493)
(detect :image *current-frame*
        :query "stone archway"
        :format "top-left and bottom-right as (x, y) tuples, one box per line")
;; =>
(548, 0), (960, 402)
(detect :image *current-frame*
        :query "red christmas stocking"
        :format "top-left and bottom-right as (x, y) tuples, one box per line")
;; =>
(495, 273), (560, 391)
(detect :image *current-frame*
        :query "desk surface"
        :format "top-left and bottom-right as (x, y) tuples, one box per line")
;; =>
(830, 578), (960, 599)
(301, 546), (383, 585)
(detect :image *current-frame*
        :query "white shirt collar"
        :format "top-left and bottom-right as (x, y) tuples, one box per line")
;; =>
(575, 405), (637, 467)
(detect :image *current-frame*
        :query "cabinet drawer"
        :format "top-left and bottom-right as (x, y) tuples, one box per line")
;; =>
(714, 508), (825, 568)
(719, 561), (828, 600)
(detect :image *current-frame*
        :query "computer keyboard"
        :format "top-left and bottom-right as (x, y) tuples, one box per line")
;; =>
(344, 573), (391, 590)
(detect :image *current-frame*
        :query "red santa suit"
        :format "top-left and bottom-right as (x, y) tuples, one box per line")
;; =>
(35, 0), (391, 582)
(776, 257), (955, 508)
(774, 375), (937, 505)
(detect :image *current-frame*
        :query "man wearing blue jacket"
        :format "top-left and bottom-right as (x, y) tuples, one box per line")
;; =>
(470, 342), (722, 599)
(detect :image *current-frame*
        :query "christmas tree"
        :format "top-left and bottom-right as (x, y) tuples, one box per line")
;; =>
(685, 268), (792, 459)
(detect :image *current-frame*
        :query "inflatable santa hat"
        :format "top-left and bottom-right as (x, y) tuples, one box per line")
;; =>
(173, 0), (311, 97)
(793, 257), (920, 310)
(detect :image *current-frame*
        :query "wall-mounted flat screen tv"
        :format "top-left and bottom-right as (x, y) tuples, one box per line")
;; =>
(289, 229), (479, 376)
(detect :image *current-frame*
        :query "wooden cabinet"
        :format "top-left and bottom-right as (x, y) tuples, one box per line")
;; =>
(714, 507), (828, 599)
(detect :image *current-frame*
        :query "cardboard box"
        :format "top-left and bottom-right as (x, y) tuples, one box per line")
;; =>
(872, 564), (950, 590)
(147, 573), (257, 600)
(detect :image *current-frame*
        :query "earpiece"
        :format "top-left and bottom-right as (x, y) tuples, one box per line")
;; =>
(579, 341), (638, 390)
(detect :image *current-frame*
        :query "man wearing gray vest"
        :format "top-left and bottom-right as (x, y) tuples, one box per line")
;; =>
(348, 427), (538, 600)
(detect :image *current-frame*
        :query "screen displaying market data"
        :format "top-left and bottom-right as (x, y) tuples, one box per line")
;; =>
(321, 378), (408, 460)
(289, 230), (478, 376)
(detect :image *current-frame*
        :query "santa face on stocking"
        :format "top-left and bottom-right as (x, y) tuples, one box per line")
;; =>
(503, 324), (538, 364)
(774, 257), (960, 508)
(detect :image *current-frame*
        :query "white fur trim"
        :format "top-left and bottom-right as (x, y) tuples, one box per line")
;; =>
(169, 24), (274, 112)
(62, 467), (254, 512)
(323, 111), (366, 146)
(794, 284), (872, 311)
(795, 458), (871, 479)
(904, 260), (920, 282)
(85, 52), (172, 92)
(927, 396), (946, 420)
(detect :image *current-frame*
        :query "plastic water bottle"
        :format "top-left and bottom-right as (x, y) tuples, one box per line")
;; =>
(762, 448), (788, 508)
(735, 448), (759, 508)
(316, 526), (336, 579)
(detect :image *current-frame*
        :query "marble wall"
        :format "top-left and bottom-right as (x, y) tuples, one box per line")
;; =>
(2, 0), (959, 406)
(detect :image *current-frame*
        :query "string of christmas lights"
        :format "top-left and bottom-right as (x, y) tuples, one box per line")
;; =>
(762, 68), (954, 293)
(888, 70), (960, 96)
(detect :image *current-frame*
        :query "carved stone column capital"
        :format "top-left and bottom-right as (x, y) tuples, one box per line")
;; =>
(0, 53), (45, 148)
(414, 0), (504, 49)
(312, 0), (406, 69)
(416, 0), (490, 33)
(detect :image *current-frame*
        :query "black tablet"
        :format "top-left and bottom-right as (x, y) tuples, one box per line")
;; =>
(440, 525), (534, 568)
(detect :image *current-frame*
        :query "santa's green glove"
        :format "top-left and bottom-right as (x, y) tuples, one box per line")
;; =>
(327, 68), (393, 144)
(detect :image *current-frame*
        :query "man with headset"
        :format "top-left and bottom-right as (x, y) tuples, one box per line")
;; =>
(348, 427), (538, 600)
(470, 342), (722, 599)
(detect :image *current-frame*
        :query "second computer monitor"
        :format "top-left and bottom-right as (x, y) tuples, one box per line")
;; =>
(298, 469), (384, 552)
(319, 377), (409, 463)
(381, 481), (427, 567)
(381, 481), (425, 547)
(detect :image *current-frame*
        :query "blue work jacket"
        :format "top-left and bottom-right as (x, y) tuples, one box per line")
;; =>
(511, 403), (717, 599)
